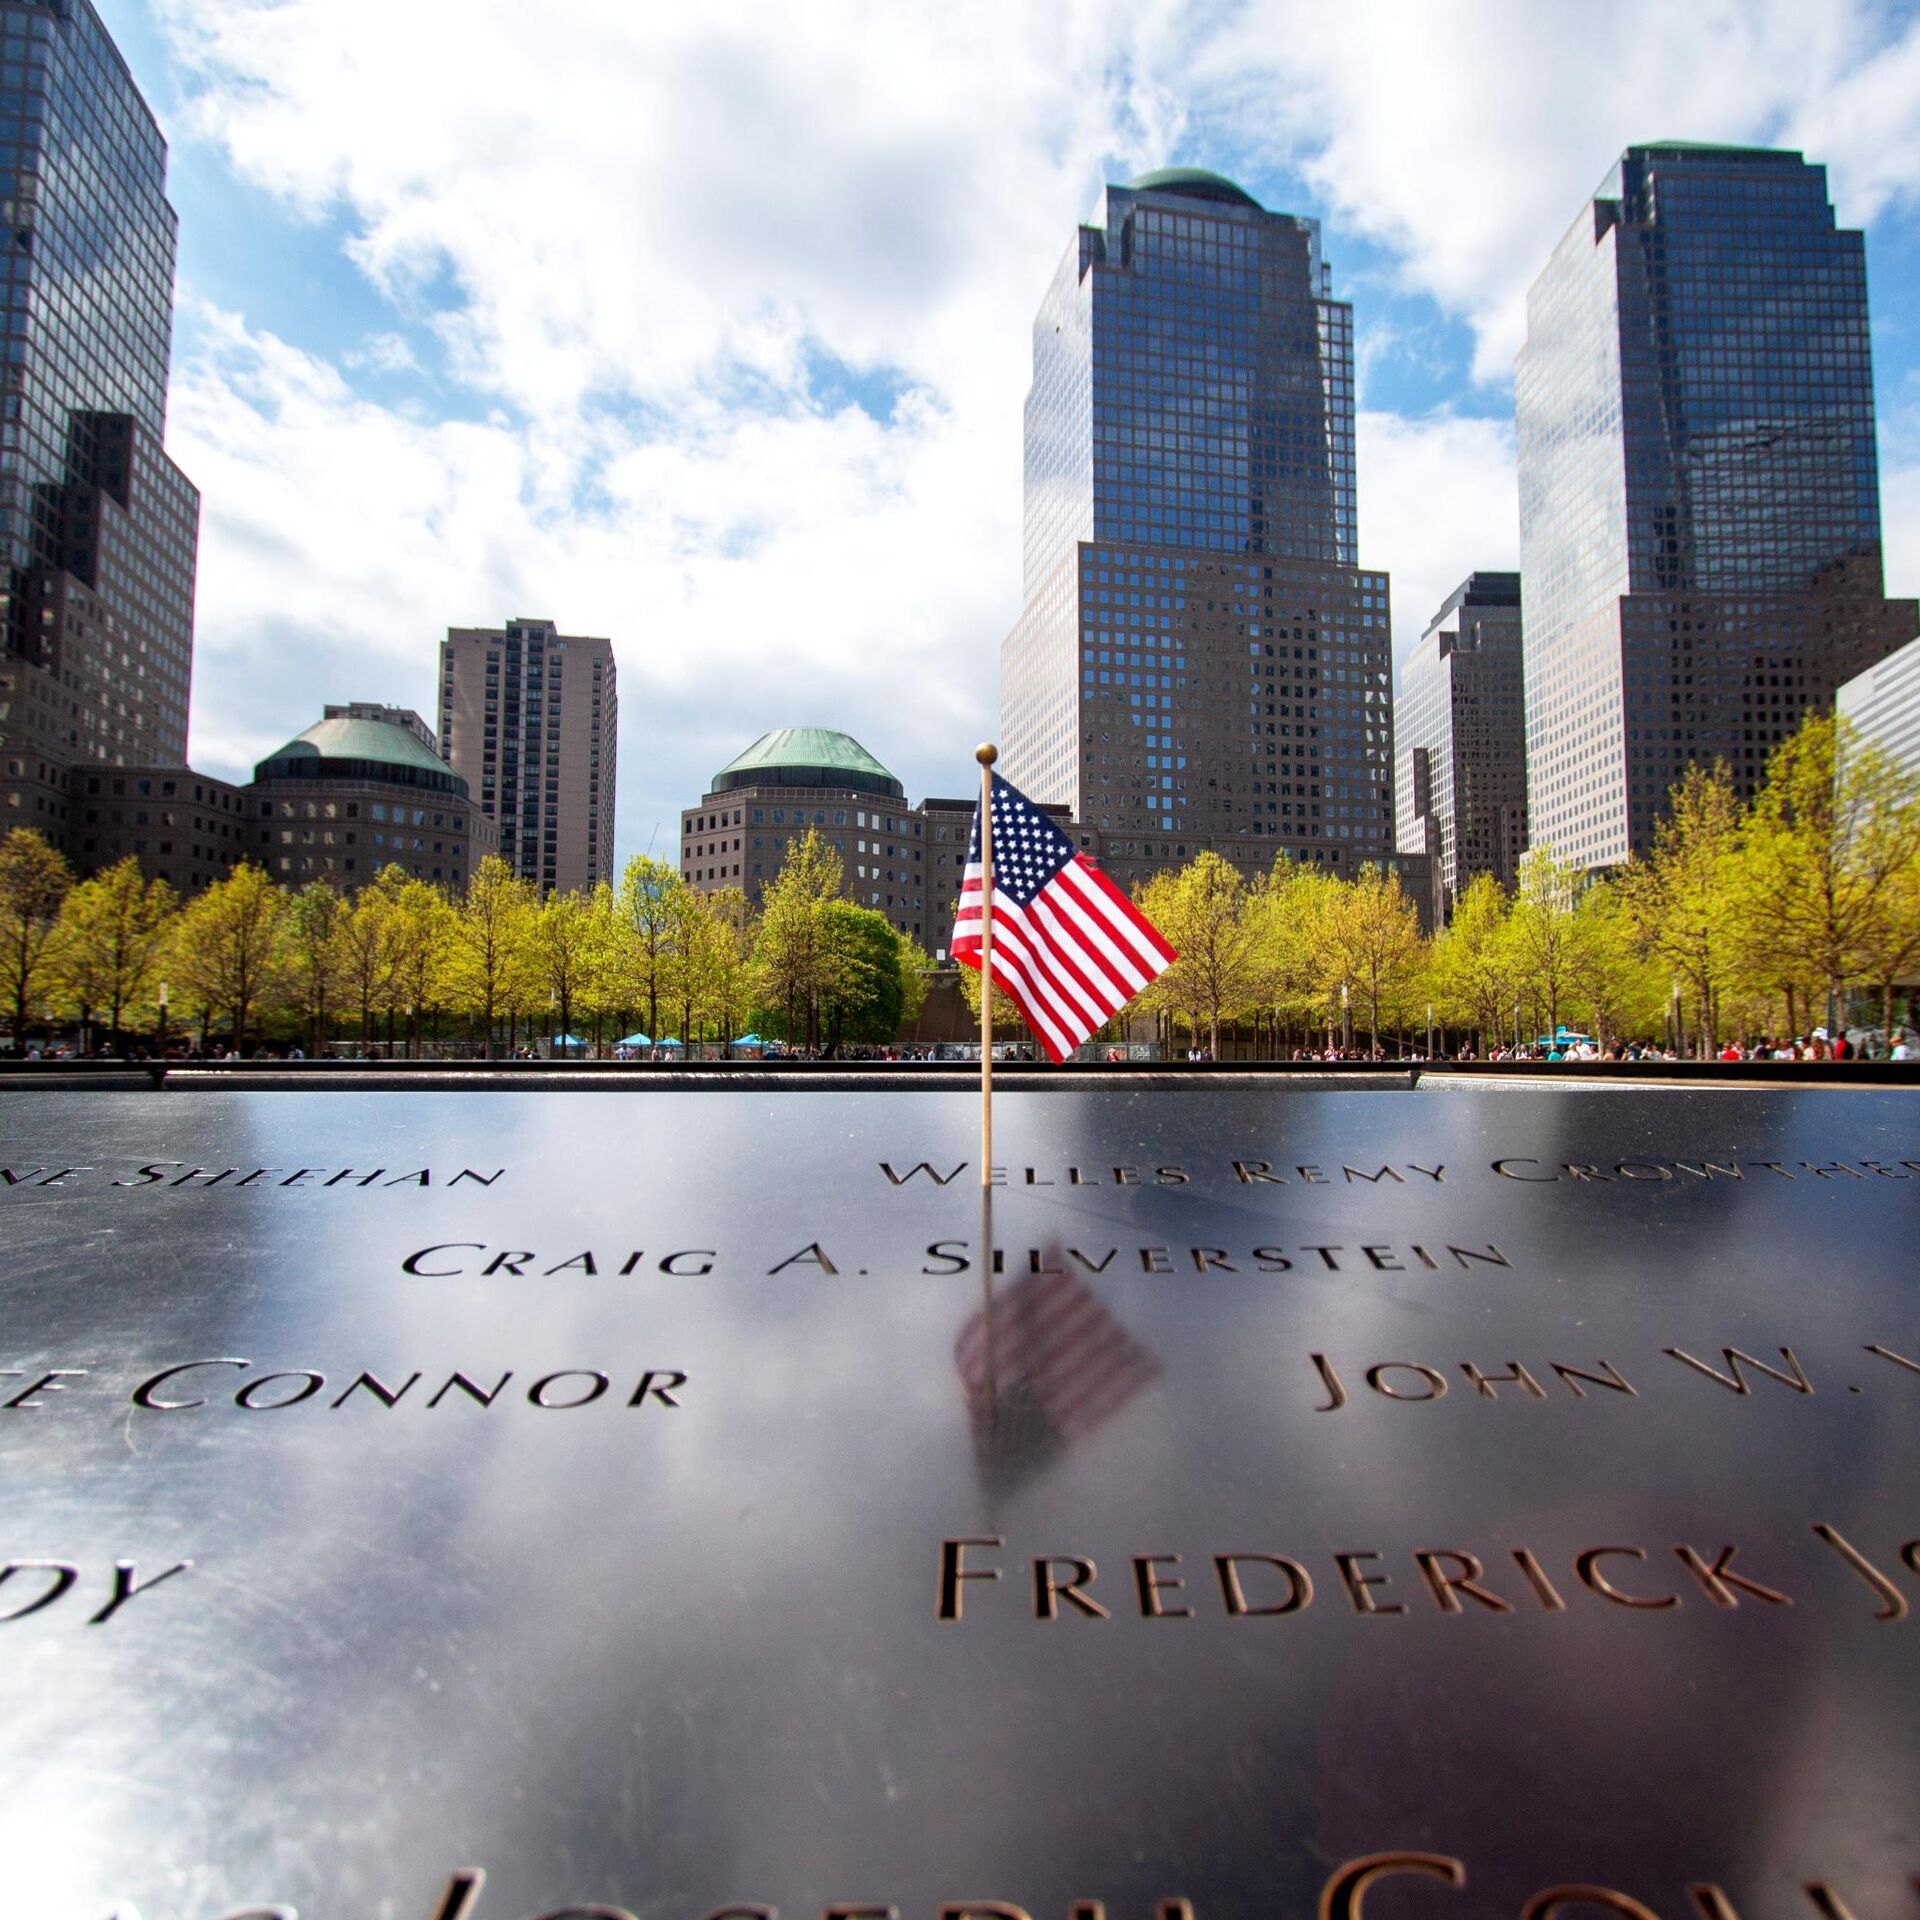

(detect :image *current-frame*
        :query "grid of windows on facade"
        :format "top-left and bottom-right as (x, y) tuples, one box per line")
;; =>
(1393, 574), (1526, 903)
(1516, 143), (1915, 869)
(69, 767), (243, 894)
(0, 0), (197, 765)
(256, 794), (471, 889)
(1002, 172), (1389, 892)
(1837, 632), (1920, 783)
(1072, 538), (1392, 882)
(439, 621), (616, 897)
(1087, 199), (1354, 567)
(681, 796), (927, 942)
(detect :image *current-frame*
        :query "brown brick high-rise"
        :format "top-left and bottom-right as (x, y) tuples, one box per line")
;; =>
(439, 617), (617, 895)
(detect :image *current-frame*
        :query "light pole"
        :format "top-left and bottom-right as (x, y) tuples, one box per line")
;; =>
(157, 980), (169, 1056)
(1340, 981), (1351, 1054)
(1669, 978), (1680, 1058)
(1426, 1000), (1434, 1062)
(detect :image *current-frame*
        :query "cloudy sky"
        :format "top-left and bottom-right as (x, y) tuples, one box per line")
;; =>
(95, 0), (1920, 867)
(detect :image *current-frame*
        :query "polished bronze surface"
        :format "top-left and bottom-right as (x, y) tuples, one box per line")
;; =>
(0, 1084), (1916, 1919)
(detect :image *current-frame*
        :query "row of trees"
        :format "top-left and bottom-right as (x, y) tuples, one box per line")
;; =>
(0, 831), (928, 1057)
(1124, 713), (1920, 1057)
(2, 710), (1913, 1061)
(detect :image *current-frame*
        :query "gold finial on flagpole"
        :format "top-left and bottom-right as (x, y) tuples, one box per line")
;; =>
(976, 743), (997, 1188)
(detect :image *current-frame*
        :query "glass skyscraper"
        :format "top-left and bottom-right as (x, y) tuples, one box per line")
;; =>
(1516, 142), (1914, 868)
(1001, 169), (1394, 890)
(1394, 571), (1527, 909)
(0, 0), (199, 839)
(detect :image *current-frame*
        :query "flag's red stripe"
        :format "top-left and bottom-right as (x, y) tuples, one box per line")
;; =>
(948, 808), (1174, 1062)
(1062, 858), (1163, 982)
(988, 943), (1078, 1061)
(1035, 871), (1146, 1000)
(996, 960), (1077, 1063)
(1075, 857), (1178, 965)
(997, 902), (1111, 1031)
(958, 937), (1076, 1061)
(1023, 885), (1136, 1010)
(962, 885), (1112, 1054)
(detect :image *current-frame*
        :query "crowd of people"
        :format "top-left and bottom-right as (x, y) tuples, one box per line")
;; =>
(9, 1027), (1914, 1066)
(1280, 1026), (1911, 1063)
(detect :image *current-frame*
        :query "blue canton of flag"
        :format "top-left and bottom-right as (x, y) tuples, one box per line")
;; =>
(952, 773), (1176, 1063)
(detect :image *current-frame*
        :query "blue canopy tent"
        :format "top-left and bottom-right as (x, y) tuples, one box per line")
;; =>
(731, 1033), (764, 1048)
(615, 1032), (652, 1048)
(549, 1033), (589, 1056)
(656, 1037), (684, 1049)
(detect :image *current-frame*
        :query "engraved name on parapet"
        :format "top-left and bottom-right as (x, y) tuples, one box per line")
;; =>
(0, 1164), (507, 1191)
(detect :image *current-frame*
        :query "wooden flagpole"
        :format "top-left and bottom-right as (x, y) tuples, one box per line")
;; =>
(975, 742), (997, 1188)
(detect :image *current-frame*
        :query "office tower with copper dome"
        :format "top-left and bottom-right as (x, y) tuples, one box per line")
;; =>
(999, 168), (1394, 891)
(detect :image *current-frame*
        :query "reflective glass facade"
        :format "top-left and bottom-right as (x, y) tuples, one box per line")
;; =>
(1003, 173), (1391, 891)
(1517, 143), (1914, 868)
(1394, 572), (1526, 908)
(0, 0), (199, 851)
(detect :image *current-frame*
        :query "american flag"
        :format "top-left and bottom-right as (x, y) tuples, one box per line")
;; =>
(955, 1268), (1162, 1498)
(951, 773), (1175, 1063)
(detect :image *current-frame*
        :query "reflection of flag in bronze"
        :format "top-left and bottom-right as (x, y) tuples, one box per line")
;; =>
(955, 1268), (1161, 1498)
(951, 772), (1176, 1063)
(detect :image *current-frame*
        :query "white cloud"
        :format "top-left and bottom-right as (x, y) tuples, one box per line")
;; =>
(144, 0), (1920, 862)
(170, 305), (1021, 847)
(1189, 0), (1920, 379)
(1356, 409), (1519, 665)
(342, 331), (420, 376)
(152, 0), (1201, 851)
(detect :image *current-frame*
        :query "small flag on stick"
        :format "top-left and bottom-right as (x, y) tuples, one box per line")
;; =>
(952, 757), (1176, 1070)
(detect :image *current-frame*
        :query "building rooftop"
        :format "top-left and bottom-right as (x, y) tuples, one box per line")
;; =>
(255, 714), (468, 794)
(711, 728), (903, 798)
(1125, 166), (1262, 210)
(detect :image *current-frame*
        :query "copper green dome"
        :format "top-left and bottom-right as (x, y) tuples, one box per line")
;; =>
(1126, 166), (1261, 209)
(711, 728), (903, 800)
(254, 715), (468, 797)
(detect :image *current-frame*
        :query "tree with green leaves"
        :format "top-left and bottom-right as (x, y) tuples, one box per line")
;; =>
(53, 856), (175, 1050)
(282, 880), (348, 1055)
(1506, 843), (1587, 1043)
(450, 855), (536, 1058)
(387, 875), (458, 1056)
(1134, 850), (1253, 1055)
(1322, 862), (1421, 1054)
(576, 881), (630, 1050)
(617, 854), (682, 1048)
(704, 887), (758, 1052)
(1244, 856), (1341, 1054)
(1570, 878), (1665, 1049)
(338, 872), (402, 1050)
(1740, 713), (1920, 1036)
(1854, 854), (1920, 1050)
(0, 826), (73, 1049)
(1426, 873), (1514, 1053)
(896, 936), (931, 1033)
(166, 863), (288, 1052)
(752, 829), (845, 1050)
(814, 901), (907, 1051)
(537, 888), (597, 1052)
(1618, 763), (1744, 1057)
